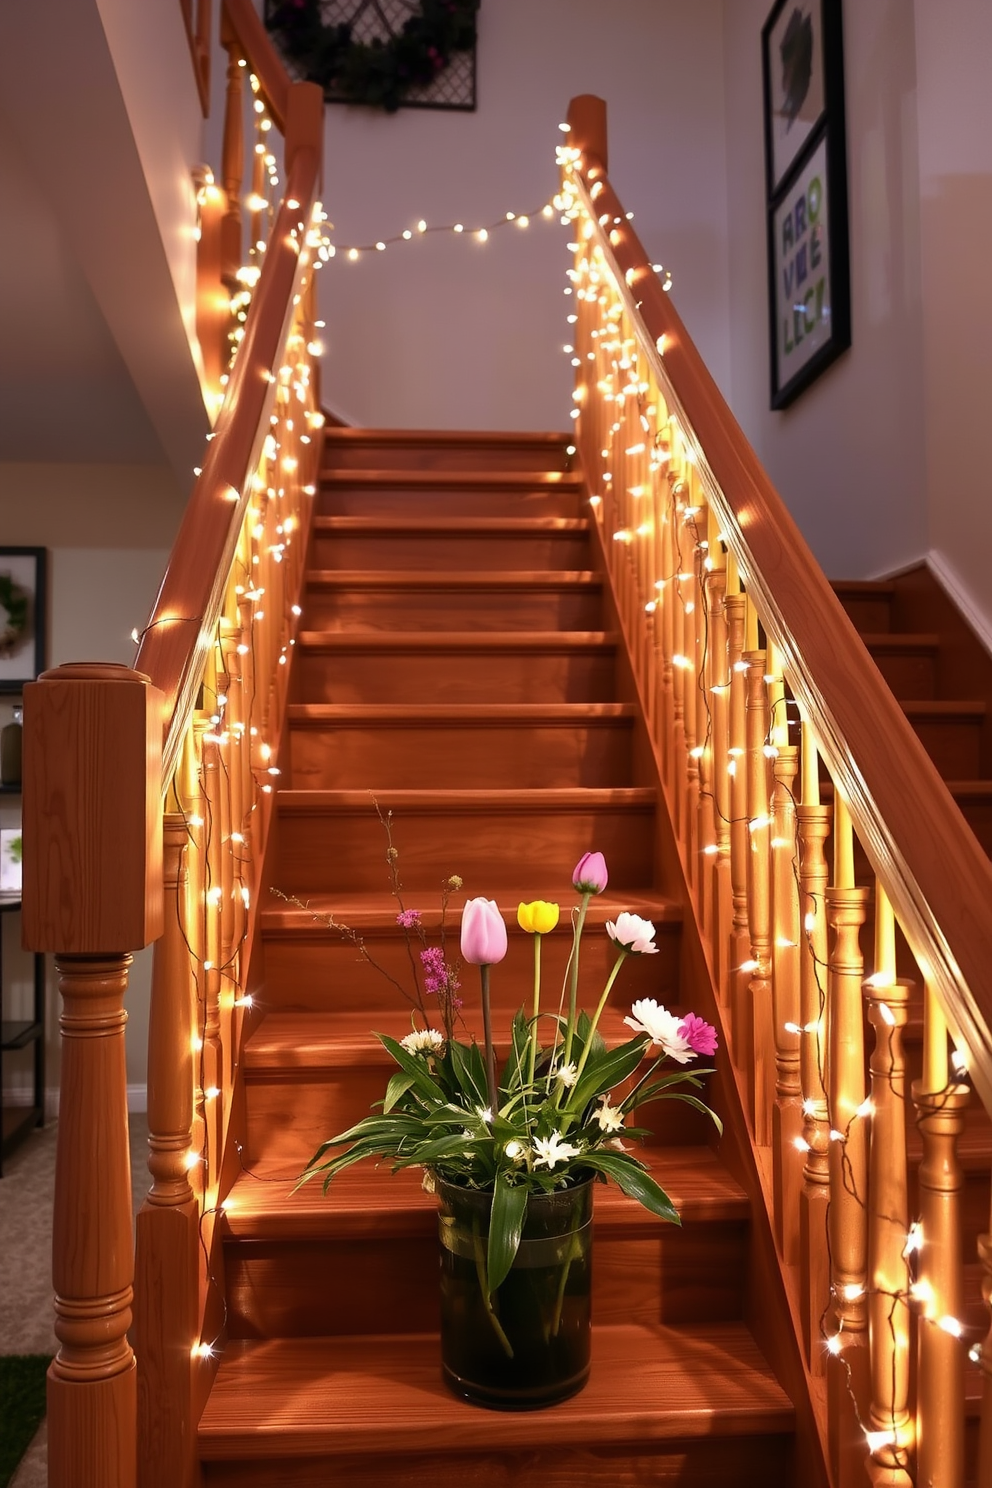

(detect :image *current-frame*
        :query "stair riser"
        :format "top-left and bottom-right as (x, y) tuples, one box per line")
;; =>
(273, 801), (657, 893)
(906, 716), (982, 778)
(311, 532), (591, 572)
(867, 650), (937, 699)
(292, 649), (619, 705)
(258, 923), (683, 1013)
(834, 592), (893, 632)
(286, 720), (634, 790)
(244, 1061), (708, 1165)
(202, 1437), (795, 1488)
(322, 439), (571, 472)
(319, 488), (583, 520)
(224, 1222), (748, 1339)
(304, 584), (603, 632)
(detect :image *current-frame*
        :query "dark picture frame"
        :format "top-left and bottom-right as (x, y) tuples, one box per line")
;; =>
(762, 0), (850, 408)
(0, 547), (47, 694)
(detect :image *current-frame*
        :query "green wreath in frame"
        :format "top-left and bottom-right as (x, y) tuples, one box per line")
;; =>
(0, 573), (28, 653)
(264, 0), (479, 113)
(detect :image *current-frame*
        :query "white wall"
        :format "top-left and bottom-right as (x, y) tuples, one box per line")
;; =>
(722, 0), (929, 580)
(913, 0), (992, 636)
(0, 463), (184, 1108)
(316, 0), (731, 430)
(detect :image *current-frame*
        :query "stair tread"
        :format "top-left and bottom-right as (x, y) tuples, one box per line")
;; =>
(314, 515), (589, 534)
(323, 427), (571, 448)
(320, 468), (582, 488)
(278, 786), (655, 807)
(306, 568), (602, 588)
(223, 1146), (746, 1238)
(831, 580), (896, 596)
(261, 889), (682, 935)
(859, 632), (940, 650)
(286, 702), (637, 722)
(899, 699), (986, 716)
(297, 629), (618, 652)
(198, 1322), (792, 1458)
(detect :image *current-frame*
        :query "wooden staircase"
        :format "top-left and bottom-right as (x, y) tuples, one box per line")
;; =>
(196, 428), (806, 1485)
(834, 570), (992, 856)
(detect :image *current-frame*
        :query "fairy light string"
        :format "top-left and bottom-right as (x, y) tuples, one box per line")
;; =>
(560, 125), (975, 1483)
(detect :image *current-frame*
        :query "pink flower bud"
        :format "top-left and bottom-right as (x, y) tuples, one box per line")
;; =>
(460, 898), (508, 966)
(572, 850), (608, 894)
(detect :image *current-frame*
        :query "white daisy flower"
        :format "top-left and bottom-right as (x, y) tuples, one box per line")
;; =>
(400, 1028), (445, 1056)
(624, 998), (694, 1062)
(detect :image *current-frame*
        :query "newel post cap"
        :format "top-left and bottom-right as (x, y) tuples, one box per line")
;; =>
(22, 663), (166, 953)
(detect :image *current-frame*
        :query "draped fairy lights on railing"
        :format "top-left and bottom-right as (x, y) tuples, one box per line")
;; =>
(558, 107), (983, 1487)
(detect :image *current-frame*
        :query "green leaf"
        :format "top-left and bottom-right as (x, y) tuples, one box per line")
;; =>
(391, 1132), (480, 1167)
(566, 1035), (650, 1114)
(449, 1038), (487, 1106)
(377, 1034), (446, 1102)
(579, 1150), (681, 1224)
(383, 1071), (417, 1114)
(486, 1174), (529, 1293)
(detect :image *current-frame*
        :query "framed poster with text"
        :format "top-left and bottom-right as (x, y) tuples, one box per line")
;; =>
(762, 0), (850, 408)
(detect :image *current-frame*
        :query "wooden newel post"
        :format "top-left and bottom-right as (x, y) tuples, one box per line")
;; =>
(22, 663), (164, 1488)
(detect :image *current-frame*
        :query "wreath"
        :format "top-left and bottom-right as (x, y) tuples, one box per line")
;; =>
(0, 573), (28, 653)
(265, 0), (479, 113)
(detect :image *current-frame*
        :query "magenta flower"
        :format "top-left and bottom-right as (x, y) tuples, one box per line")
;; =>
(460, 898), (508, 966)
(396, 909), (421, 928)
(572, 851), (608, 894)
(679, 1013), (719, 1057)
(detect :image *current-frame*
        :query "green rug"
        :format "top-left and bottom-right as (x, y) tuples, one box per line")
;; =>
(0, 1355), (49, 1488)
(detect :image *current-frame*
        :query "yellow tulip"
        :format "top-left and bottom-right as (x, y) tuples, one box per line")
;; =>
(517, 900), (560, 935)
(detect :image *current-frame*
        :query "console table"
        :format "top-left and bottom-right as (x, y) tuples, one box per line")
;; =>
(0, 892), (45, 1174)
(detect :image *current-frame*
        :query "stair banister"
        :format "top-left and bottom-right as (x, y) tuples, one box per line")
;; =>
(21, 31), (323, 1478)
(564, 94), (992, 1103)
(563, 92), (992, 1485)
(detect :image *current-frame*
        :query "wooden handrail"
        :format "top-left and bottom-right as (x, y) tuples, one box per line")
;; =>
(565, 94), (992, 1112)
(137, 82), (322, 782)
(220, 0), (290, 131)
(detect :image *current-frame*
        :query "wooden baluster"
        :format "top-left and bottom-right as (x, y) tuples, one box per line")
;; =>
(22, 663), (164, 1488)
(679, 504), (700, 877)
(703, 522), (731, 991)
(134, 810), (199, 1488)
(220, 28), (245, 293)
(771, 743), (802, 1264)
(797, 715), (831, 1374)
(657, 469), (677, 794)
(864, 945), (914, 1486)
(201, 735), (225, 1207)
(913, 982), (967, 1488)
(725, 591), (749, 1055)
(694, 509), (717, 932)
(193, 165), (226, 403)
(824, 789), (872, 1484)
(743, 643), (773, 1144)
(182, 720), (210, 1207)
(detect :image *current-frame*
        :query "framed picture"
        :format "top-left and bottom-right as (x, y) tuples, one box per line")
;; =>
(0, 548), (47, 695)
(762, 0), (849, 408)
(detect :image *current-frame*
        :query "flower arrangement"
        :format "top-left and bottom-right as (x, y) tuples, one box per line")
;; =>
(299, 846), (721, 1299)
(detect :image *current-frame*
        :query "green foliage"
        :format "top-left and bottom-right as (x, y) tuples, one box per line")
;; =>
(0, 1355), (49, 1488)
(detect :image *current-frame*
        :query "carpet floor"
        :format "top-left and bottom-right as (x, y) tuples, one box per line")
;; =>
(0, 1112), (150, 1487)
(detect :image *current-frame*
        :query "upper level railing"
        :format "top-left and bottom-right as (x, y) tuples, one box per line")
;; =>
(21, 3), (324, 1482)
(561, 94), (992, 1488)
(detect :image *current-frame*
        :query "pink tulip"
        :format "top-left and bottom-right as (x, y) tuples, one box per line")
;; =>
(460, 898), (508, 966)
(572, 851), (608, 894)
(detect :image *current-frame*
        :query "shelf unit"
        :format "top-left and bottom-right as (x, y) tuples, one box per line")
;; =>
(1, 892), (45, 1175)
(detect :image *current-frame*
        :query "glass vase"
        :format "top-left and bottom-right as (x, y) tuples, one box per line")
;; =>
(436, 1174), (594, 1410)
